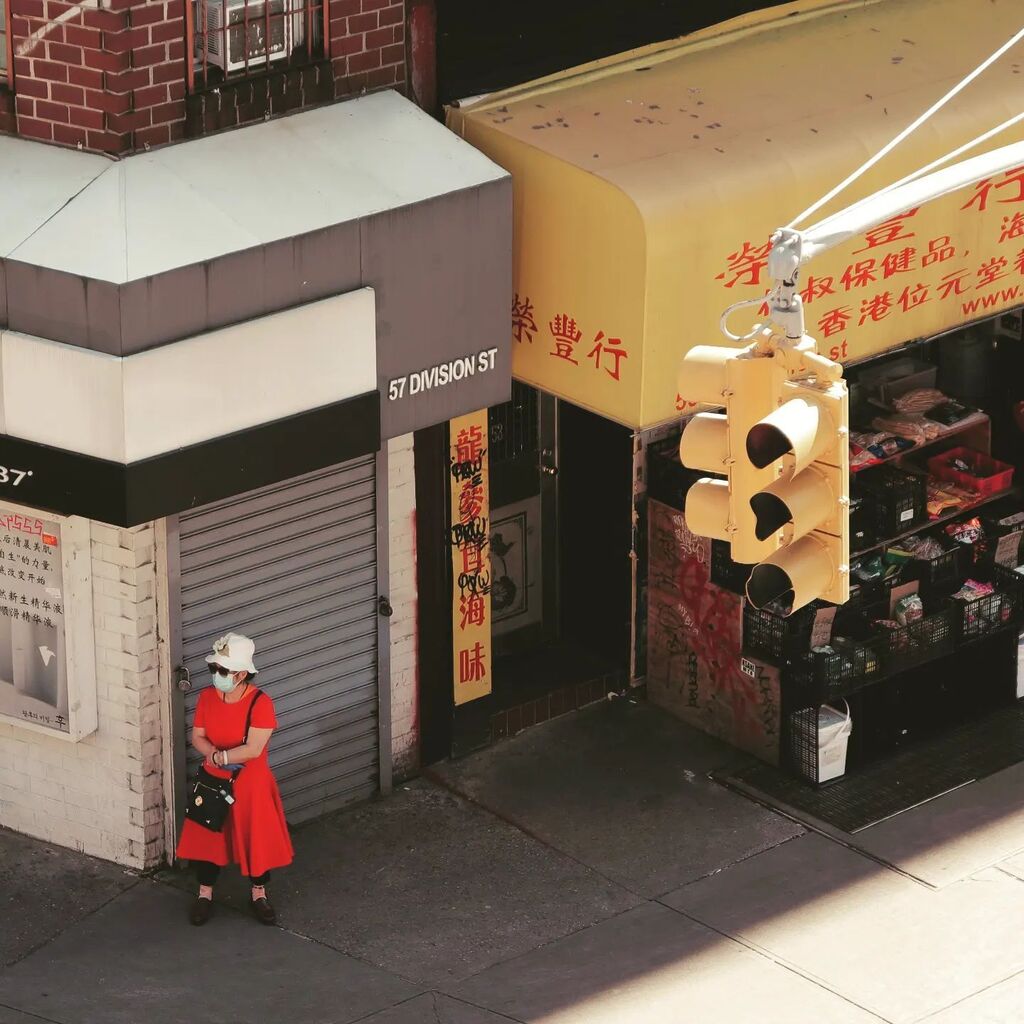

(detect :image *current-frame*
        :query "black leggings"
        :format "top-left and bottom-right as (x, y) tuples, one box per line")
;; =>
(193, 860), (270, 887)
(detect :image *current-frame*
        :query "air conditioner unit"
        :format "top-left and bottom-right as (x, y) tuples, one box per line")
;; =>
(201, 0), (303, 74)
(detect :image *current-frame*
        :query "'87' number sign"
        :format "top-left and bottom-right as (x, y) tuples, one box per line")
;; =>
(0, 466), (33, 487)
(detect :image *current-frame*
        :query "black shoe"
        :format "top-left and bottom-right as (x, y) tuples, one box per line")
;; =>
(251, 897), (277, 926)
(189, 897), (213, 926)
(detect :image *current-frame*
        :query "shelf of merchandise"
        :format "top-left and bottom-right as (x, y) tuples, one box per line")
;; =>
(850, 411), (990, 474)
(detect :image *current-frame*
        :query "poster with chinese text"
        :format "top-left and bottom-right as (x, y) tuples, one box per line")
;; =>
(450, 412), (492, 705)
(0, 512), (68, 733)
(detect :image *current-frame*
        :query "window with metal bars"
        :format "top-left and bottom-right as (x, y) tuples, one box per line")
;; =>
(190, 0), (327, 87)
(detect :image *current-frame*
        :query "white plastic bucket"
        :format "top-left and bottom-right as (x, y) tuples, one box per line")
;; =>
(797, 701), (852, 783)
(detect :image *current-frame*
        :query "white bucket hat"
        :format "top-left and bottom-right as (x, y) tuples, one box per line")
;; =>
(205, 632), (259, 675)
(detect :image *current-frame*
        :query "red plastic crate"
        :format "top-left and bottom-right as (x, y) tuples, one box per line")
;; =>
(928, 446), (1014, 497)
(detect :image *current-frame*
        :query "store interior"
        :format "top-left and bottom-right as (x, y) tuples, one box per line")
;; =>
(650, 309), (1024, 833)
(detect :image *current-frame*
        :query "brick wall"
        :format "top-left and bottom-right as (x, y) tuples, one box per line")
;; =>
(387, 433), (419, 779)
(331, 0), (405, 98)
(0, 520), (165, 870)
(8, 0), (186, 153)
(5, 0), (407, 154)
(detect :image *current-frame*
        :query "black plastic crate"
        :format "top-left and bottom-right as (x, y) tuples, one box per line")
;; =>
(904, 543), (967, 596)
(742, 601), (820, 664)
(952, 586), (1018, 640)
(790, 640), (882, 703)
(710, 540), (753, 595)
(993, 562), (1024, 610)
(857, 466), (928, 537)
(869, 605), (956, 671)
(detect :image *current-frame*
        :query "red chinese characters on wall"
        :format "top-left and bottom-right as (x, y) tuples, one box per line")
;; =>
(449, 415), (493, 704)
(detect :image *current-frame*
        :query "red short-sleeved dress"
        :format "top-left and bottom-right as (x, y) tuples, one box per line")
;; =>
(176, 685), (294, 878)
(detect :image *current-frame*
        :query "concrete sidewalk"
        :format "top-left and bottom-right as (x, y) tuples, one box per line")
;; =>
(4, 699), (1024, 1023)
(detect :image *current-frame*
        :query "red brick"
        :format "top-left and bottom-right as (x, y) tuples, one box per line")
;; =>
(105, 25), (151, 53)
(361, 0), (392, 9)
(134, 82), (169, 107)
(332, 0), (360, 16)
(151, 61), (183, 85)
(52, 122), (89, 147)
(50, 82), (85, 105)
(106, 0), (135, 12)
(365, 25), (393, 48)
(36, 98), (71, 122)
(13, 57), (33, 78)
(64, 24), (103, 48)
(332, 32), (363, 56)
(149, 98), (184, 124)
(165, 0), (184, 19)
(150, 20), (181, 44)
(47, 41), (84, 64)
(83, 8), (127, 32)
(130, 3), (168, 27)
(347, 11), (376, 32)
(89, 88), (132, 114)
(135, 122), (170, 147)
(15, 77), (50, 99)
(133, 41), (168, 65)
(10, 0), (45, 17)
(17, 116), (53, 140)
(391, 19), (403, 42)
(68, 105), (105, 129)
(167, 79), (186, 100)
(366, 65), (394, 89)
(33, 59), (70, 82)
(107, 107), (152, 132)
(347, 47), (379, 72)
(67, 64), (105, 89)
(15, 96), (36, 117)
(380, 41), (403, 65)
(11, 15), (33, 36)
(83, 48), (128, 72)
(41, 0), (78, 17)
(377, 3), (402, 26)
(86, 129), (124, 153)
(108, 67), (152, 92)
(167, 38), (184, 60)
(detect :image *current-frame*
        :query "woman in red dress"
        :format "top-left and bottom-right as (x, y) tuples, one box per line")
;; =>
(176, 632), (293, 926)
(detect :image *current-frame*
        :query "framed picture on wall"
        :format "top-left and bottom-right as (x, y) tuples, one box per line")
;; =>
(0, 508), (97, 741)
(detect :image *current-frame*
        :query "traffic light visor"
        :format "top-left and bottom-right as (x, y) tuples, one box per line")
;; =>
(746, 398), (833, 473)
(745, 535), (836, 615)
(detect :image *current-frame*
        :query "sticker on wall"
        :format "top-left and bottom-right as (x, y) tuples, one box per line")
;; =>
(450, 411), (493, 705)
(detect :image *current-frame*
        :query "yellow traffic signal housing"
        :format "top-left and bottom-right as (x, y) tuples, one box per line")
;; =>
(745, 378), (850, 614)
(678, 337), (850, 617)
(678, 345), (784, 563)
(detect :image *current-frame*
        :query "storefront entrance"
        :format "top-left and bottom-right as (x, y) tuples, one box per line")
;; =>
(476, 386), (634, 744)
(171, 457), (383, 828)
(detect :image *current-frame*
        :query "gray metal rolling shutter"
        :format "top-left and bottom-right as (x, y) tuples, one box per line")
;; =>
(179, 457), (379, 824)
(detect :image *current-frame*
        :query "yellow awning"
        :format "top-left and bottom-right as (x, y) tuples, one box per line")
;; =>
(448, 0), (1024, 429)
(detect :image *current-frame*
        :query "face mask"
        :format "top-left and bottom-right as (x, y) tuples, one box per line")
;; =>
(213, 672), (239, 694)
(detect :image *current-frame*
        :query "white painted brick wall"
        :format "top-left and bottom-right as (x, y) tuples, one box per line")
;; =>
(0, 520), (165, 869)
(387, 434), (419, 779)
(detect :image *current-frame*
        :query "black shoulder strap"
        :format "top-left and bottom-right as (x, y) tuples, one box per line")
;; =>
(238, 688), (264, 747)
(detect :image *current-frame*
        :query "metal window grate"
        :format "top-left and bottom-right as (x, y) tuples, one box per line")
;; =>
(191, 0), (326, 86)
(488, 382), (539, 466)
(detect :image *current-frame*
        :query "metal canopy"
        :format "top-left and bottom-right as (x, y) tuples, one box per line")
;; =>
(3, 90), (507, 284)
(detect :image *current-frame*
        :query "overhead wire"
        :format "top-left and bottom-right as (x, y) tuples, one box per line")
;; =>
(786, 23), (1024, 230)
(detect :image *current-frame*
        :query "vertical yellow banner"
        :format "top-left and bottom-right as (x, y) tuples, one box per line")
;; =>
(450, 411), (492, 705)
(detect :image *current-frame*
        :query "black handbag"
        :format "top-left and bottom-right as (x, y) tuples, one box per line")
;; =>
(185, 689), (263, 833)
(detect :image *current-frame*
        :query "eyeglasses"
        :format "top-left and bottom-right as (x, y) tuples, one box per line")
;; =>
(209, 664), (235, 677)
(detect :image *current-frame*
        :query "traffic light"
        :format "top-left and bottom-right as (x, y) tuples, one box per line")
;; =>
(744, 377), (850, 614)
(678, 345), (782, 565)
(678, 340), (850, 616)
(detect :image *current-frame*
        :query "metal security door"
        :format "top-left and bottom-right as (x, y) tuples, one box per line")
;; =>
(177, 457), (379, 825)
